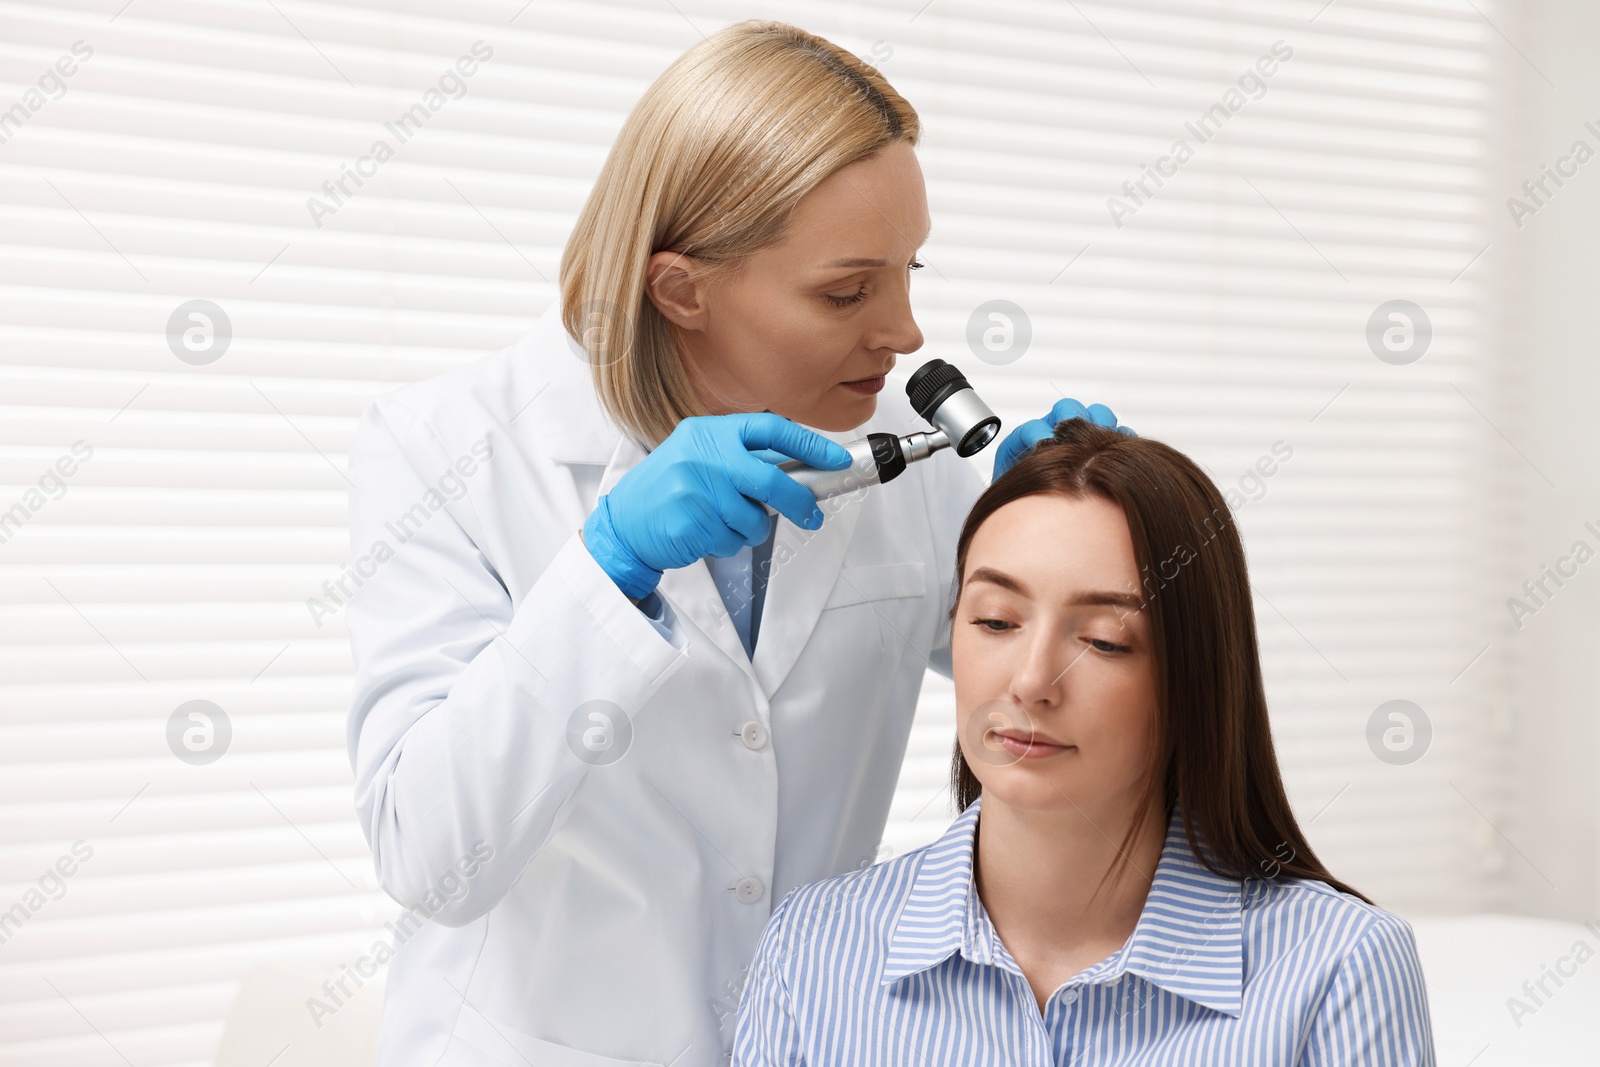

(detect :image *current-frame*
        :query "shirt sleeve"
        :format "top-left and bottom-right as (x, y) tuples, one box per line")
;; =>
(733, 892), (809, 1066)
(636, 589), (671, 640)
(1300, 914), (1437, 1067)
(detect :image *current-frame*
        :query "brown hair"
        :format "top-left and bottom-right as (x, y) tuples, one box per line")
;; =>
(559, 20), (920, 449)
(950, 418), (1372, 905)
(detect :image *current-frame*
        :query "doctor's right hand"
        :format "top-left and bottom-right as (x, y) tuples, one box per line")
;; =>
(581, 412), (853, 600)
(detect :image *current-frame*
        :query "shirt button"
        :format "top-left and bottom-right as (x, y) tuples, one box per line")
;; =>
(1061, 987), (1080, 1004)
(740, 721), (769, 750)
(735, 877), (765, 904)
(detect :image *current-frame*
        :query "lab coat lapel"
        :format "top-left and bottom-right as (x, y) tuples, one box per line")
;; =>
(658, 556), (760, 686)
(595, 435), (764, 688)
(750, 488), (867, 697)
(528, 302), (869, 696)
(645, 490), (868, 699)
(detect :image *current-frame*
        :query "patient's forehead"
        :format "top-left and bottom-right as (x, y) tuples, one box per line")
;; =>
(963, 493), (1142, 601)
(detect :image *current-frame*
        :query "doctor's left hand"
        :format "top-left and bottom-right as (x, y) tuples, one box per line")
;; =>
(581, 412), (852, 601)
(990, 396), (1134, 482)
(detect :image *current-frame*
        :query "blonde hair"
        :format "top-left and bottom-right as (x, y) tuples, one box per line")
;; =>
(558, 20), (921, 449)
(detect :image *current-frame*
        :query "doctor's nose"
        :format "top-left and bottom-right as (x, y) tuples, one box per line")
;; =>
(870, 282), (923, 358)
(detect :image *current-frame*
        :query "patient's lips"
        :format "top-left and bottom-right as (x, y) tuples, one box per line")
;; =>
(990, 727), (1075, 760)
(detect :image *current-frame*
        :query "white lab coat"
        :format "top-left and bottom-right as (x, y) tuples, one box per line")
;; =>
(344, 303), (987, 1066)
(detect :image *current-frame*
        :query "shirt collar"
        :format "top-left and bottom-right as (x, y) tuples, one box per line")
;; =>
(880, 794), (1245, 1018)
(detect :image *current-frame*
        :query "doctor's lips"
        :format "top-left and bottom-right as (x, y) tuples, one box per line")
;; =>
(988, 726), (1075, 760)
(840, 368), (892, 395)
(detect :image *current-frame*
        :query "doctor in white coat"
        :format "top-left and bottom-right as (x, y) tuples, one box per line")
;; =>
(344, 20), (1127, 1067)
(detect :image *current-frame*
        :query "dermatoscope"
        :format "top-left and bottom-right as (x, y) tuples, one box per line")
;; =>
(763, 359), (1002, 519)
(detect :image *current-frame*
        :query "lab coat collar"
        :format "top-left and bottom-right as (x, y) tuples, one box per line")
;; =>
(517, 302), (868, 699)
(516, 302), (640, 465)
(879, 795), (1246, 1018)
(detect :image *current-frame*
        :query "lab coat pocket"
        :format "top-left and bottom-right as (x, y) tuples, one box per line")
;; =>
(448, 1003), (665, 1067)
(820, 561), (926, 611)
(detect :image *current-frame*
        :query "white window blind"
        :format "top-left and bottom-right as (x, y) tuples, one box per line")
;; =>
(0, 1), (1504, 1063)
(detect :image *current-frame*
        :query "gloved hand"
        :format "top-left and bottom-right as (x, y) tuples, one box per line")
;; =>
(991, 397), (1134, 481)
(582, 412), (853, 600)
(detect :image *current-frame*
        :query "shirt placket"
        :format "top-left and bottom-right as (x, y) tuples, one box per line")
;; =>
(984, 907), (1130, 1066)
(1044, 984), (1085, 1067)
(972, 895), (1069, 1067)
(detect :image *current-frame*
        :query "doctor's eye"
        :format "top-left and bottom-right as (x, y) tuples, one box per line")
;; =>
(909, 259), (924, 270)
(826, 285), (869, 308)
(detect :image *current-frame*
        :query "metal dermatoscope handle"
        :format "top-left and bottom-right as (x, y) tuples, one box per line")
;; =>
(763, 359), (1002, 519)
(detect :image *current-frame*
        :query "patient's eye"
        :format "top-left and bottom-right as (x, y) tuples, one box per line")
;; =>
(969, 617), (1013, 633)
(1087, 637), (1131, 654)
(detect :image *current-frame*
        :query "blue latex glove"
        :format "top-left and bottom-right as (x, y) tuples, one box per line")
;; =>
(583, 413), (853, 600)
(991, 397), (1135, 481)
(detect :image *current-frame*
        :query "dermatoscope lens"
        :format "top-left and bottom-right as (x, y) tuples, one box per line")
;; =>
(905, 359), (1002, 457)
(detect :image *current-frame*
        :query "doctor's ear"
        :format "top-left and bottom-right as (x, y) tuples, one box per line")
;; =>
(644, 250), (712, 331)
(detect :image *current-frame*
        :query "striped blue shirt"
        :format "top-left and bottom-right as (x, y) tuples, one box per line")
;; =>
(733, 794), (1435, 1066)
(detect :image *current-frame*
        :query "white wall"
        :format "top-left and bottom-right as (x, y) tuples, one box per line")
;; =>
(1501, 0), (1600, 922)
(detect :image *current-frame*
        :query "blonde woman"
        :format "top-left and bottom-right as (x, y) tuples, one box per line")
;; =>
(345, 20), (1127, 1067)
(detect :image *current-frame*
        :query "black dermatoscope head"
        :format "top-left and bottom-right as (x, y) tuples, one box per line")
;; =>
(905, 359), (1001, 457)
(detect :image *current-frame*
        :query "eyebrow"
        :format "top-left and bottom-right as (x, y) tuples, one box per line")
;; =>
(965, 566), (1145, 610)
(819, 256), (896, 269)
(817, 228), (933, 270)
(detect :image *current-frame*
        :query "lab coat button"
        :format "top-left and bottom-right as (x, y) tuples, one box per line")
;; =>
(735, 877), (765, 904)
(740, 721), (769, 750)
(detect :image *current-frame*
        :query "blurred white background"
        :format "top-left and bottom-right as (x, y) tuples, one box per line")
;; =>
(0, 0), (1595, 1064)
